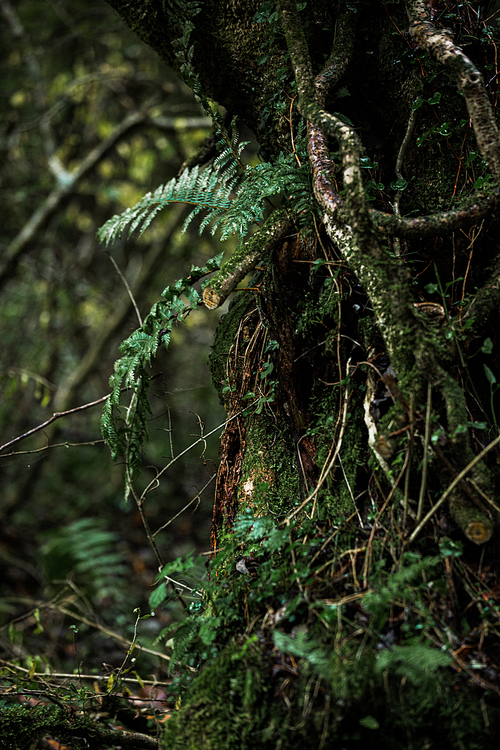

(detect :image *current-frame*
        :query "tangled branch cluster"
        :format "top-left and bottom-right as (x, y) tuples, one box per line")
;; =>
(276, 0), (500, 544)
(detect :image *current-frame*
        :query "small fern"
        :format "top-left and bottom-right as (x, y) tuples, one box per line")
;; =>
(376, 644), (452, 684)
(41, 517), (127, 602)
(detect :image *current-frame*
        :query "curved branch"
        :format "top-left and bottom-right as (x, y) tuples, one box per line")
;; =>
(277, 0), (418, 374)
(406, 0), (500, 185)
(370, 192), (499, 237)
(303, 3), (500, 239)
(307, 9), (355, 215)
(278, 0), (497, 541)
(0, 110), (211, 290)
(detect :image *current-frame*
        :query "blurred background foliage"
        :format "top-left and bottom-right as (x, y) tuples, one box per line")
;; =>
(0, 0), (228, 681)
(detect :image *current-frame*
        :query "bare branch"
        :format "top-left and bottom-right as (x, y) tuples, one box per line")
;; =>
(0, 110), (148, 288)
(0, 394), (112, 453)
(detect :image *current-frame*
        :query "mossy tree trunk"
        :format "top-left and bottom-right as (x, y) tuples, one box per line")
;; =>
(106, 1), (500, 747)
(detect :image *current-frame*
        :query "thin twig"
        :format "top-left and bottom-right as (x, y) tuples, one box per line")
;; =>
(287, 384), (350, 522)
(1, 440), (105, 457)
(0, 393), (112, 453)
(107, 253), (143, 327)
(417, 381), (432, 521)
(1, 598), (173, 663)
(393, 104), (418, 256)
(0, 377), (161, 454)
(153, 473), (216, 536)
(0, 660), (171, 688)
(139, 412), (243, 502)
(403, 393), (414, 528)
(362, 452), (409, 588)
(408, 434), (500, 543)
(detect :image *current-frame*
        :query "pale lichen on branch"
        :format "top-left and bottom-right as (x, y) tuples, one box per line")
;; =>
(406, 0), (500, 186)
(202, 208), (293, 309)
(276, 0), (498, 543)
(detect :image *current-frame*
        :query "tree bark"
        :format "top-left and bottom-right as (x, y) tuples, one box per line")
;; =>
(102, 1), (500, 746)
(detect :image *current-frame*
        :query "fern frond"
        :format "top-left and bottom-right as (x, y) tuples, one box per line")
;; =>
(100, 254), (224, 490)
(41, 518), (127, 601)
(97, 166), (234, 247)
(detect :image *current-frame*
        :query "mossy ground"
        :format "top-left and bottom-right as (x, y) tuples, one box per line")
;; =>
(164, 638), (500, 750)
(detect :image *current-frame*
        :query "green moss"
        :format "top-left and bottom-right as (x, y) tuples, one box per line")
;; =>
(305, 375), (368, 522)
(209, 293), (255, 404)
(238, 412), (300, 517)
(164, 637), (500, 750)
(0, 703), (117, 749)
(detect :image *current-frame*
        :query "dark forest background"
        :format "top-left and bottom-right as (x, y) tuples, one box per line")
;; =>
(0, 0), (226, 689)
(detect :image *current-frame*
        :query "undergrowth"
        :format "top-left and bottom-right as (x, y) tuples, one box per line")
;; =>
(152, 505), (500, 749)
(41, 517), (128, 603)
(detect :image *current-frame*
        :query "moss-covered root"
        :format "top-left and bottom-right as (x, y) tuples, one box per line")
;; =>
(0, 703), (158, 749)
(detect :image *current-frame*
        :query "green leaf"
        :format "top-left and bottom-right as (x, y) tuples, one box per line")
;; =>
(359, 716), (380, 730)
(438, 122), (451, 136)
(481, 337), (493, 355)
(334, 86), (350, 99)
(484, 364), (497, 386)
(439, 538), (463, 558)
(155, 553), (202, 581)
(199, 616), (222, 645)
(467, 421), (487, 430)
(427, 92), (441, 105)
(390, 178), (408, 191)
(360, 156), (378, 169)
(149, 582), (167, 611)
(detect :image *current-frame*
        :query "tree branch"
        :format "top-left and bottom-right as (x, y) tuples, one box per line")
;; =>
(406, 0), (500, 185)
(202, 208), (293, 309)
(0, 110), (147, 289)
(277, 0), (418, 376)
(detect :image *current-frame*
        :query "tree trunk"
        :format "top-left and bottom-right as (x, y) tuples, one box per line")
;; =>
(105, 1), (500, 746)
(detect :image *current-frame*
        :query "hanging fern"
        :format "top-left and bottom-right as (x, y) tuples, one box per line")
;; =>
(100, 254), (223, 498)
(98, 117), (314, 493)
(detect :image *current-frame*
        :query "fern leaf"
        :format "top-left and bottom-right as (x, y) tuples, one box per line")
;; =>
(101, 254), (224, 489)
(97, 165), (233, 247)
